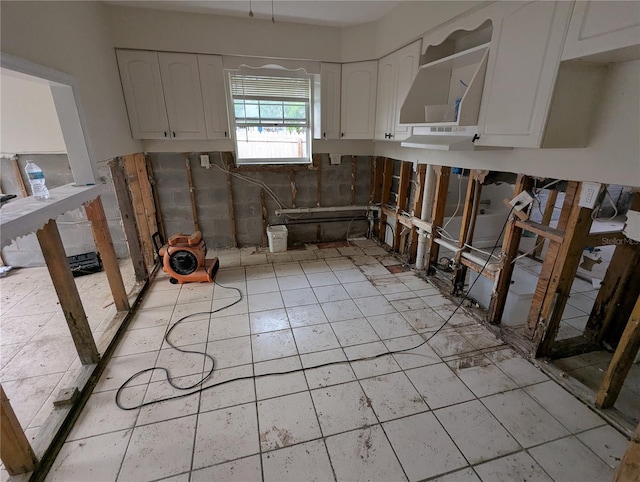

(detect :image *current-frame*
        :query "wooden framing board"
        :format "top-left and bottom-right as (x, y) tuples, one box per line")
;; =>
(613, 423), (640, 482)
(531, 182), (596, 357)
(36, 219), (99, 364)
(315, 154), (322, 207)
(108, 159), (147, 282)
(132, 154), (158, 245)
(370, 157), (384, 238)
(260, 190), (268, 247)
(144, 155), (166, 242)
(533, 189), (558, 258)
(488, 175), (533, 324)
(595, 294), (640, 409)
(461, 256), (497, 280)
(409, 164), (427, 263)
(393, 161), (412, 251)
(122, 154), (155, 271)
(514, 219), (564, 244)
(222, 152), (238, 247)
(11, 157), (28, 198)
(84, 197), (129, 312)
(1, 385), (37, 475)
(453, 170), (482, 291)
(378, 158), (394, 244)
(184, 154), (200, 232)
(426, 166), (451, 274)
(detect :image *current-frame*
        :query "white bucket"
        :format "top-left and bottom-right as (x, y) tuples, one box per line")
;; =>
(267, 225), (288, 253)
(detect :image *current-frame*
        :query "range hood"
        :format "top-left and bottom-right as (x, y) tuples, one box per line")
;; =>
(401, 126), (478, 151)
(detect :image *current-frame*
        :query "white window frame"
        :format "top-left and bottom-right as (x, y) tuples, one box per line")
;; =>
(227, 66), (313, 165)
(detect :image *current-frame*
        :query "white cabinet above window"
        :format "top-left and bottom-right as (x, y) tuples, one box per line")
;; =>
(340, 61), (378, 139)
(375, 40), (422, 141)
(320, 63), (341, 140)
(117, 50), (228, 140)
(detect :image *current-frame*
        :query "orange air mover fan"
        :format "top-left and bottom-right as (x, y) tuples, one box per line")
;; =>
(153, 231), (219, 285)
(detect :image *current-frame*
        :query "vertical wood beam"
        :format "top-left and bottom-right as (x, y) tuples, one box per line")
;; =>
(453, 170), (483, 291)
(315, 154), (322, 207)
(409, 164), (427, 263)
(144, 154), (166, 242)
(36, 219), (99, 364)
(85, 196), (129, 312)
(184, 154), (199, 233)
(585, 193), (640, 345)
(378, 158), (394, 244)
(11, 157), (28, 198)
(613, 424), (640, 482)
(290, 170), (297, 208)
(532, 189), (558, 258)
(108, 159), (147, 282)
(531, 182), (596, 357)
(394, 161), (412, 251)
(488, 175), (533, 324)
(350, 156), (357, 204)
(596, 295), (640, 408)
(133, 154), (159, 244)
(0, 385), (37, 475)
(222, 152), (238, 248)
(123, 154), (155, 270)
(371, 157), (384, 238)
(260, 190), (268, 247)
(426, 166), (451, 274)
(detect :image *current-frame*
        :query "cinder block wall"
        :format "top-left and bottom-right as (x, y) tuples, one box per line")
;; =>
(0, 155), (128, 267)
(149, 152), (373, 249)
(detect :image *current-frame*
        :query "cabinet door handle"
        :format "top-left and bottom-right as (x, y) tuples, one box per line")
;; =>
(323, 132), (326, 138)
(224, 131), (227, 137)
(164, 131), (167, 137)
(172, 131), (176, 138)
(341, 132), (344, 138)
(388, 133), (393, 139)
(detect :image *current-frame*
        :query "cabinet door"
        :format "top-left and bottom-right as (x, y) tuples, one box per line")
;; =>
(476, 1), (573, 148)
(392, 40), (421, 141)
(374, 54), (396, 141)
(341, 61), (378, 139)
(562, 1), (640, 61)
(116, 50), (169, 140)
(320, 63), (341, 139)
(158, 52), (207, 139)
(197, 54), (229, 140)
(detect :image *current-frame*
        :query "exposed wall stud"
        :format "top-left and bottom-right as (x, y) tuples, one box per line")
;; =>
(409, 164), (427, 262)
(184, 154), (200, 233)
(426, 166), (451, 274)
(378, 158), (394, 244)
(0, 385), (37, 475)
(222, 152), (238, 248)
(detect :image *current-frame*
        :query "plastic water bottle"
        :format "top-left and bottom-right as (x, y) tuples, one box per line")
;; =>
(24, 161), (50, 200)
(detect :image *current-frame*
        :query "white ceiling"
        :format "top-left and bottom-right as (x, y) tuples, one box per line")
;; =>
(105, 0), (401, 27)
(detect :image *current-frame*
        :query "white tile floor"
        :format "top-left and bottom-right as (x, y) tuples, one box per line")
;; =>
(9, 242), (634, 481)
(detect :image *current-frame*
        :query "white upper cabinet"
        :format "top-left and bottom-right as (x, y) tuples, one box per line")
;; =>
(320, 63), (341, 139)
(341, 61), (378, 139)
(562, 1), (640, 62)
(117, 50), (170, 139)
(197, 54), (229, 139)
(476, 1), (574, 148)
(375, 41), (421, 141)
(158, 52), (207, 139)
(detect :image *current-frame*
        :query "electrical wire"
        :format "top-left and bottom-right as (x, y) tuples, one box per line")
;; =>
(116, 206), (516, 411)
(591, 186), (619, 222)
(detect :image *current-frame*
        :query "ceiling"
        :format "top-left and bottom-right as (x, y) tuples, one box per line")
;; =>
(105, 1), (401, 27)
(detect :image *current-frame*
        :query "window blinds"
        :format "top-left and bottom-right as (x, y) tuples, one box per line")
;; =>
(229, 73), (310, 102)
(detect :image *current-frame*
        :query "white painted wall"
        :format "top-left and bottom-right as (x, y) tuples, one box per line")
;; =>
(0, 1), (141, 162)
(106, 4), (342, 61)
(375, 60), (640, 187)
(0, 74), (66, 154)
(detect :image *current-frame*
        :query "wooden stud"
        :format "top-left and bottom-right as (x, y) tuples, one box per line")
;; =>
(222, 152), (238, 248)
(290, 170), (297, 208)
(408, 165), (427, 263)
(426, 166), (451, 274)
(0, 385), (37, 475)
(108, 159), (147, 282)
(531, 182), (596, 357)
(11, 157), (28, 198)
(488, 175), (533, 324)
(144, 154), (166, 242)
(315, 154), (322, 207)
(514, 219), (564, 243)
(453, 170), (482, 291)
(123, 154), (155, 271)
(36, 219), (99, 364)
(85, 196), (130, 312)
(595, 295), (640, 408)
(184, 154), (199, 233)
(261, 189), (268, 248)
(378, 158), (394, 244)
(394, 161), (412, 251)
(370, 157), (384, 238)
(613, 423), (640, 482)
(532, 189), (558, 258)
(133, 154), (159, 244)
(351, 156), (357, 204)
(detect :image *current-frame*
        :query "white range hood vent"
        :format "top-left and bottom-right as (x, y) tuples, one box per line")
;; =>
(401, 125), (478, 151)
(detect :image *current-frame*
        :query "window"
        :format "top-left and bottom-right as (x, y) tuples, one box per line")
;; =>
(229, 69), (312, 164)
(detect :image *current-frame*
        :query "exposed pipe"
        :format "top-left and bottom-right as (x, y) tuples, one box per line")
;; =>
(416, 165), (435, 269)
(275, 205), (380, 216)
